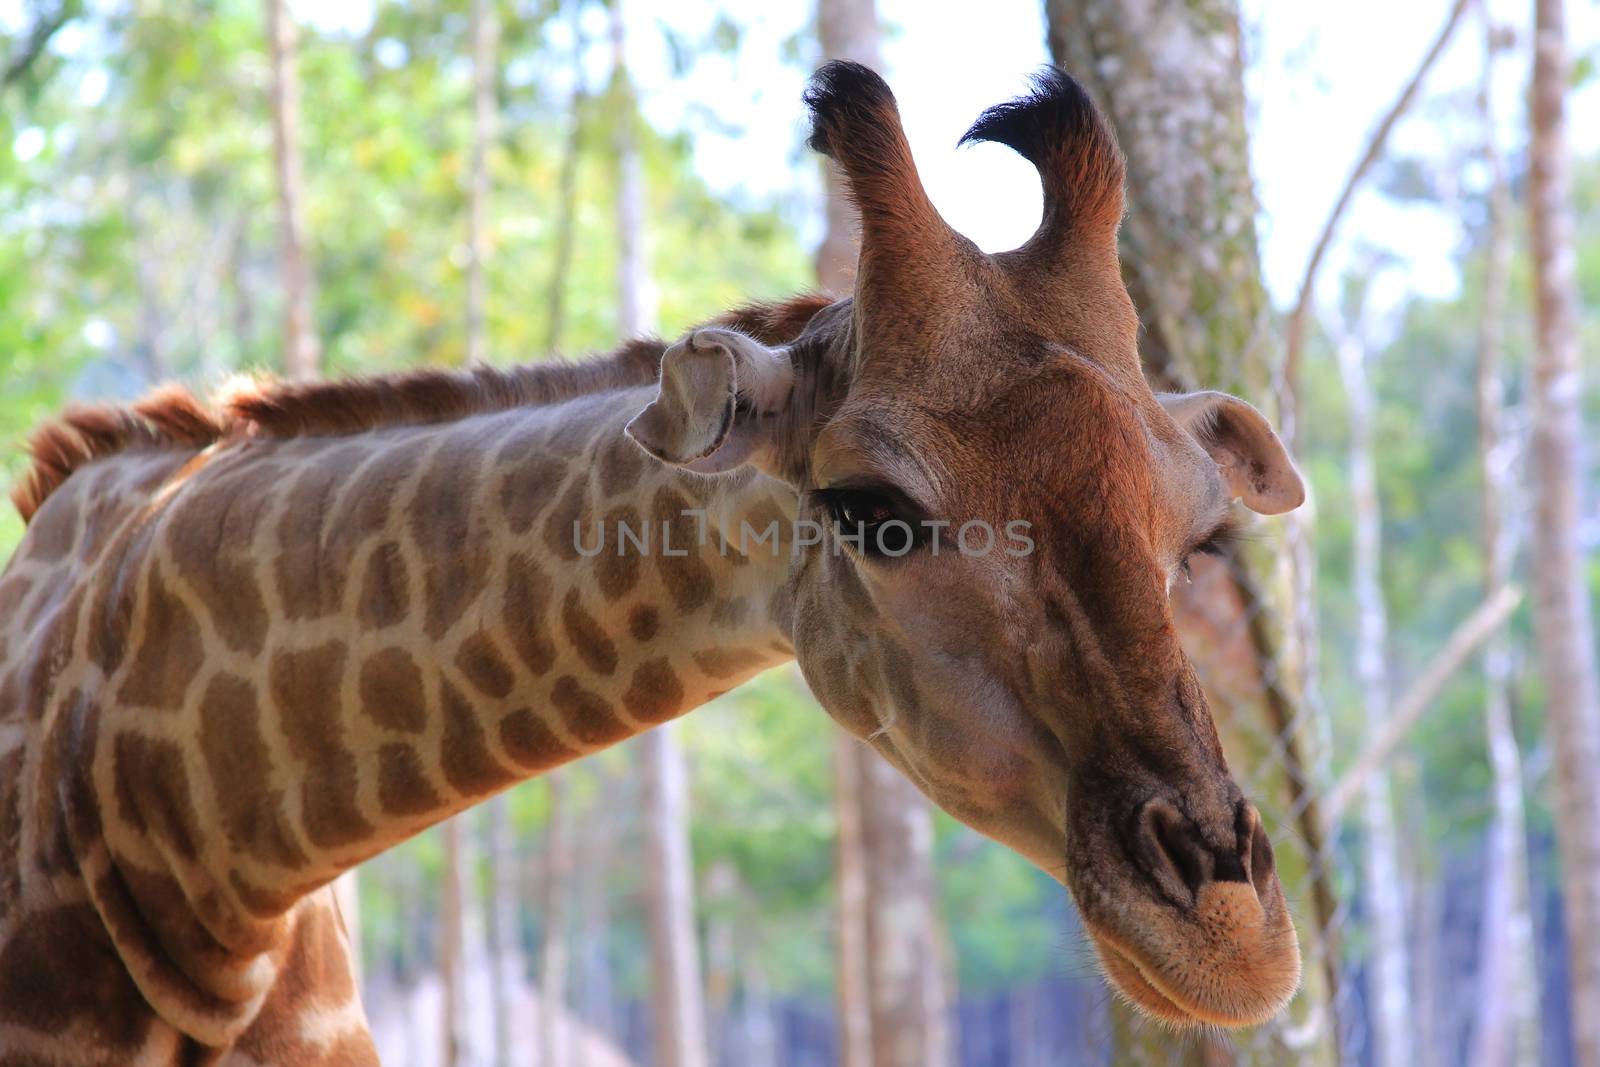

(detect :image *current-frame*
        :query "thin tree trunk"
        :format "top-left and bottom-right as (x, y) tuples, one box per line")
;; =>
(1045, 2), (1338, 1062)
(485, 795), (519, 1067)
(544, 0), (587, 356)
(831, 737), (873, 1067)
(641, 725), (710, 1067)
(540, 771), (573, 1067)
(1337, 331), (1413, 1067)
(465, 0), (497, 366)
(1469, 11), (1540, 1065)
(814, 4), (954, 1063)
(263, 0), (320, 379)
(611, 7), (710, 1064)
(574, 765), (621, 1067)
(610, 0), (652, 340)
(858, 750), (952, 1067)
(441, 816), (481, 1067)
(1528, 1), (1600, 1063)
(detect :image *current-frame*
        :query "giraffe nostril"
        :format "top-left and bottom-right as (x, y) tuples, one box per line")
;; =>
(1229, 799), (1276, 887)
(1133, 798), (1213, 906)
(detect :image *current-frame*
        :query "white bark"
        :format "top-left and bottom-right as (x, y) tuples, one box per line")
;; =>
(1469, 13), (1540, 1066)
(440, 815), (484, 1067)
(465, 0), (497, 366)
(1337, 332), (1412, 1067)
(544, 0), (587, 355)
(540, 772), (573, 1067)
(263, 0), (320, 379)
(611, 0), (653, 339)
(1529, 1), (1600, 1063)
(641, 724), (710, 1067)
(485, 794), (519, 1067)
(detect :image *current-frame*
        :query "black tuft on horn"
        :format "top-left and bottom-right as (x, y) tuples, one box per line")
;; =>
(959, 67), (1125, 242)
(803, 60), (898, 159)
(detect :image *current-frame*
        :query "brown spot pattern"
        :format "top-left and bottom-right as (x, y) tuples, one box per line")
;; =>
(595, 504), (643, 599)
(377, 743), (443, 815)
(562, 589), (618, 677)
(629, 604), (660, 643)
(0, 751), (23, 911)
(692, 646), (770, 680)
(0, 904), (152, 1050)
(359, 648), (428, 733)
(499, 708), (579, 770)
(504, 554), (556, 676)
(438, 679), (517, 796)
(542, 475), (591, 563)
(270, 642), (374, 848)
(117, 568), (204, 709)
(22, 490), (79, 562)
(357, 542), (411, 630)
(498, 451), (570, 535)
(112, 731), (201, 861)
(455, 632), (516, 699)
(550, 674), (630, 747)
(167, 465), (274, 655)
(273, 461), (354, 621)
(622, 659), (686, 724)
(597, 437), (646, 497)
(198, 673), (307, 868)
(411, 439), (491, 639)
(652, 487), (714, 612)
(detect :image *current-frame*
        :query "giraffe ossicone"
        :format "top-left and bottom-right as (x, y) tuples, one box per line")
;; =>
(1, 62), (1304, 1064)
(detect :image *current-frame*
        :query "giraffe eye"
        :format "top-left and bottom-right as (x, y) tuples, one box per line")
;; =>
(1179, 519), (1245, 579)
(813, 484), (927, 558)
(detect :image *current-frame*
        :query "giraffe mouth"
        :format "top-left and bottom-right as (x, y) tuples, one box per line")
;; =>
(1080, 881), (1301, 1030)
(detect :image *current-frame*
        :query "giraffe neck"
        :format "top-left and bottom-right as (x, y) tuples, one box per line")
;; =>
(23, 380), (799, 1048)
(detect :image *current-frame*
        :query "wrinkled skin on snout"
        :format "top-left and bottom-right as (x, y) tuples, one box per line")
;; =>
(627, 62), (1305, 1027)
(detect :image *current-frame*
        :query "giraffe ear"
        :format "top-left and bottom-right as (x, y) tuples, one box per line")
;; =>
(1159, 391), (1305, 515)
(626, 327), (795, 474)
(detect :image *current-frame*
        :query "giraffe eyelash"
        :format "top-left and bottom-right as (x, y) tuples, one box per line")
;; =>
(1179, 520), (1246, 579)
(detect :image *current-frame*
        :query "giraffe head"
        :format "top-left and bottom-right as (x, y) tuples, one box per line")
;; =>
(628, 63), (1304, 1027)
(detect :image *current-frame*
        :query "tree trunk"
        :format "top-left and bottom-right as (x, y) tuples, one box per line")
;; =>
(610, 0), (652, 341)
(465, 0), (496, 366)
(1337, 332), (1413, 1067)
(1045, 2), (1339, 1062)
(815, 3), (954, 1063)
(1469, 13), (1541, 1066)
(263, 0), (319, 379)
(611, 8), (711, 1064)
(641, 725), (710, 1067)
(859, 749), (953, 1067)
(544, 0), (587, 356)
(831, 737), (873, 1067)
(1528, 2), (1600, 1063)
(574, 765), (621, 1067)
(485, 794), (519, 1067)
(540, 771), (573, 1067)
(441, 815), (482, 1067)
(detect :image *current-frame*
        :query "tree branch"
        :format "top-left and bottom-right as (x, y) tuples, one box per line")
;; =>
(2, 0), (80, 90)
(1280, 0), (1472, 451)
(1324, 584), (1523, 823)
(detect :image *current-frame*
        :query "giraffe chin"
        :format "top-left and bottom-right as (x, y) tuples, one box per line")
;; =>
(1083, 882), (1302, 1030)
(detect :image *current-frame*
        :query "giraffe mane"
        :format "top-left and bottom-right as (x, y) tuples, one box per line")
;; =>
(8, 292), (837, 524)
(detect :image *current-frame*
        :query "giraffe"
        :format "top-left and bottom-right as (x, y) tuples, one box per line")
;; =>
(0, 63), (1306, 1064)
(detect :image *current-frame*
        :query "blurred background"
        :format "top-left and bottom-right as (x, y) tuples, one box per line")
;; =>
(3, 0), (1600, 1065)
